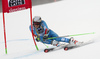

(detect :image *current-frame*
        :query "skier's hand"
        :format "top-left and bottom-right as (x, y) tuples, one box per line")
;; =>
(36, 38), (40, 42)
(36, 36), (40, 42)
(43, 34), (48, 41)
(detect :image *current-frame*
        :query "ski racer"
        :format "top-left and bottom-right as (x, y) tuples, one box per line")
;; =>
(29, 16), (81, 46)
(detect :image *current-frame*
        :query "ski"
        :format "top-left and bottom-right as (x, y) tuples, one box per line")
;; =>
(64, 39), (94, 51)
(44, 44), (67, 53)
(44, 39), (94, 53)
(44, 48), (54, 53)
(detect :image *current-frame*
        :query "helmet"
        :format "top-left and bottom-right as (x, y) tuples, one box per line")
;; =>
(33, 16), (41, 22)
(33, 16), (42, 25)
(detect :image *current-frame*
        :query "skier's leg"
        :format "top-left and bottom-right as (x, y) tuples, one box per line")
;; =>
(48, 29), (59, 37)
(47, 30), (60, 46)
(56, 37), (83, 46)
(47, 29), (69, 46)
(47, 29), (82, 46)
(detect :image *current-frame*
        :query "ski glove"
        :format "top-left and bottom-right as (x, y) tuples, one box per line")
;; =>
(43, 34), (48, 41)
(36, 36), (40, 42)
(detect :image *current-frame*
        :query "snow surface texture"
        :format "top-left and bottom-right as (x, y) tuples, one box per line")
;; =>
(0, 0), (100, 59)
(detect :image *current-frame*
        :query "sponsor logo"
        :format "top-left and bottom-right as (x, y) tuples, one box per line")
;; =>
(9, 7), (26, 12)
(8, 0), (25, 7)
(61, 38), (65, 41)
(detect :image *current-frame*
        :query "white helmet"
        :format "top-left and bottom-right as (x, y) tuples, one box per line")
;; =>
(33, 16), (42, 22)
(33, 16), (42, 25)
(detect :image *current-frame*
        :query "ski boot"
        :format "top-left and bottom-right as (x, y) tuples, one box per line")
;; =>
(69, 37), (83, 46)
(51, 40), (60, 47)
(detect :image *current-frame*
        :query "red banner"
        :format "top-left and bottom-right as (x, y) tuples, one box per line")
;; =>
(2, 0), (32, 13)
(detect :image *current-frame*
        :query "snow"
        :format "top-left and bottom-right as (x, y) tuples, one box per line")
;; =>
(0, 0), (100, 59)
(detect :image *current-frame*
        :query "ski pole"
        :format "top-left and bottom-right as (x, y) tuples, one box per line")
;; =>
(48, 32), (95, 39)
(43, 28), (49, 48)
(43, 43), (49, 48)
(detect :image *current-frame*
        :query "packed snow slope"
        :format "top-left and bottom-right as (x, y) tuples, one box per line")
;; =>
(0, 0), (100, 59)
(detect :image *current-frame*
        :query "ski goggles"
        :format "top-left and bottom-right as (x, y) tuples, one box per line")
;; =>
(33, 22), (41, 25)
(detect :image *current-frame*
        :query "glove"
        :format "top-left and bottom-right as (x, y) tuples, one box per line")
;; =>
(35, 36), (40, 42)
(36, 38), (40, 42)
(43, 34), (48, 41)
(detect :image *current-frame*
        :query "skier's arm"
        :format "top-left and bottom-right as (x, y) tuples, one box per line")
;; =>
(42, 21), (50, 41)
(42, 20), (50, 35)
(29, 25), (37, 37)
(29, 25), (40, 42)
(42, 20), (49, 29)
(29, 25), (34, 33)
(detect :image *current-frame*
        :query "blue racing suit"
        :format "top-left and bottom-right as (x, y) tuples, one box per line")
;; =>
(29, 20), (70, 44)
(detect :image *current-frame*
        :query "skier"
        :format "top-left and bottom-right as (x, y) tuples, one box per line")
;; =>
(29, 16), (81, 47)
